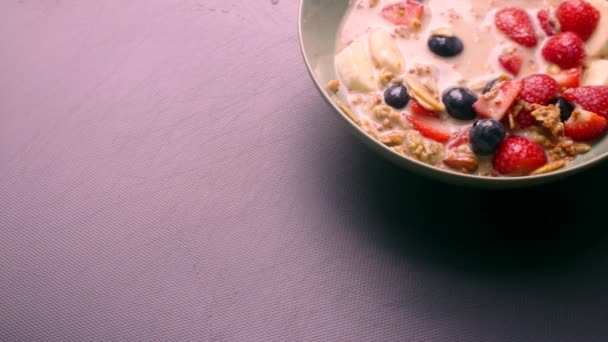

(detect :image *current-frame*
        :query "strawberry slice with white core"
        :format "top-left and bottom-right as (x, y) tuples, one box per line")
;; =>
(553, 67), (582, 90)
(382, 1), (424, 27)
(563, 85), (608, 119)
(564, 109), (608, 141)
(473, 80), (523, 121)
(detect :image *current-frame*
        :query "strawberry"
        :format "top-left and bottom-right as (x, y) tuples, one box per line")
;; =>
(409, 99), (440, 118)
(541, 32), (585, 69)
(537, 9), (557, 36)
(516, 110), (537, 128)
(492, 136), (548, 175)
(381, 1), (424, 27)
(556, 0), (600, 41)
(495, 8), (538, 48)
(473, 80), (523, 121)
(564, 109), (608, 141)
(552, 67), (582, 90)
(498, 52), (523, 76)
(519, 74), (559, 105)
(563, 86), (608, 119)
(447, 128), (471, 149)
(405, 114), (451, 143)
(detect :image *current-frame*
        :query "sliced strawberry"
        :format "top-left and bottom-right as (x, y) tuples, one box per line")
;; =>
(563, 86), (608, 119)
(552, 67), (582, 90)
(447, 128), (471, 149)
(542, 32), (585, 69)
(498, 52), (523, 76)
(473, 80), (523, 121)
(564, 109), (608, 141)
(492, 136), (548, 175)
(409, 99), (440, 118)
(556, 0), (600, 41)
(405, 114), (451, 143)
(519, 74), (559, 105)
(495, 8), (538, 48)
(537, 9), (557, 36)
(381, 1), (424, 27)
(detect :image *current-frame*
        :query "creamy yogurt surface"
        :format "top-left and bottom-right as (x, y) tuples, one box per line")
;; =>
(337, 0), (563, 93)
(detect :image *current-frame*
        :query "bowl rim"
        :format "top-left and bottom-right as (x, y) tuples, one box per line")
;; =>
(297, 0), (608, 185)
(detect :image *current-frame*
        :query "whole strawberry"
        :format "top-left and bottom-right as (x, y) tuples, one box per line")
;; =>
(542, 32), (585, 69)
(556, 0), (600, 41)
(493, 136), (548, 175)
(495, 8), (538, 47)
(519, 74), (559, 105)
(563, 86), (608, 119)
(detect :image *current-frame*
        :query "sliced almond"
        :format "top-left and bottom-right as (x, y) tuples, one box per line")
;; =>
(530, 160), (566, 175)
(574, 143), (592, 154)
(403, 77), (446, 112)
(334, 96), (359, 124)
(432, 28), (453, 37)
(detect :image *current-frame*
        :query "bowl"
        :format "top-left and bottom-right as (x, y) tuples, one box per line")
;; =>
(298, 0), (608, 188)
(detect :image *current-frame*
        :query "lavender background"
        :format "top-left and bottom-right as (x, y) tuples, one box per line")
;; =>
(2, 1), (608, 341)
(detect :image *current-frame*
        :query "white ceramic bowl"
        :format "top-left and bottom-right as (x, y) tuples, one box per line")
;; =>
(298, 0), (608, 188)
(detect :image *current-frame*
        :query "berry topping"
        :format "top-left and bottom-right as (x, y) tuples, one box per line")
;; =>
(563, 86), (608, 119)
(442, 87), (478, 120)
(482, 78), (501, 94)
(405, 115), (452, 143)
(428, 34), (464, 57)
(516, 110), (537, 128)
(381, 1), (424, 27)
(542, 32), (586, 69)
(495, 8), (538, 47)
(519, 74), (559, 105)
(551, 67), (582, 90)
(553, 96), (575, 121)
(564, 109), (608, 141)
(556, 0), (600, 41)
(537, 9), (557, 36)
(492, 136), (548, 175)
(409, 99), (440, 118)
(473, 80), (523, 121)
(470, 119), (506, 155)
(498, 52), (523, 76)
(384, 84), (410, 109)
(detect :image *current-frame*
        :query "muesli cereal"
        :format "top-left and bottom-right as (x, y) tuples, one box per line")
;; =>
(334, 0), (608, 176)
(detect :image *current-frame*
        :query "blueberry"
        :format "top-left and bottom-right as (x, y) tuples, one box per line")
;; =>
(553, 96), (575, 121)
(384, 84), (410, 109)
(442, 87), (478, 120)
(470, 119), (506, 155)
(482, 78), (500, 94)
(428, 34), (464, 57)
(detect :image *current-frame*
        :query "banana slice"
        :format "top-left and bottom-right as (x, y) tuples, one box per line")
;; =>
(584, 0), (608, 57)
(583, 59), (608, 85)
(369, 28), (405, 74)
(335, 39), (376, 92)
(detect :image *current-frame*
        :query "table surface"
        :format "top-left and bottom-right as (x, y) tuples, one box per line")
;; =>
(2, 1), (608, 341)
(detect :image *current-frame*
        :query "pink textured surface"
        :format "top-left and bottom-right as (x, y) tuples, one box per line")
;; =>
(1, 1), (608, 341)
